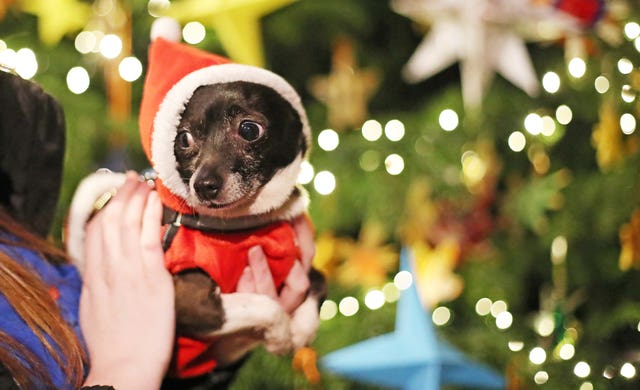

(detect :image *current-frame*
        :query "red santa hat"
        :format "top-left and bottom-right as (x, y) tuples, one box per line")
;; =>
(139, 17), (311, 205)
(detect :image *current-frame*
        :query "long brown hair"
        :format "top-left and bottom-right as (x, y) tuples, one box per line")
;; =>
(0, 207), (86, 388)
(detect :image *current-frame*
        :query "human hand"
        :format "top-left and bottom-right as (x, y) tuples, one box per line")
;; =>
(80, 172), (175, 389)
(236, 214), (315, 314)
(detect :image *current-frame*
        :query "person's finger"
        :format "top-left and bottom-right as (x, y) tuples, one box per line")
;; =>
(236, 266), (256, 293)
(247, 246), (277, 299)
(100, 172), (139, 265)
(291, 215), (315, 272)
(121, 181), (152, 269)
(278, 261), (310, 314)
(82, 216), (106, 289)
(140, 190), (166, 274)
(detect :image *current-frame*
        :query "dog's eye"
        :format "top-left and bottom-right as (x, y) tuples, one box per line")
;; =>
(176, 131), (194, 148)
(238, 121), (265, 142)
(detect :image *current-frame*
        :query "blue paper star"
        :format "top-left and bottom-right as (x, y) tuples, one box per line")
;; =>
(321, 248), (505, 390)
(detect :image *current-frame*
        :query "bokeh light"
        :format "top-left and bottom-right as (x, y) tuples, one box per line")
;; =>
(66, 66), (90, 94)
(297, 161), (314, 184)
(183, 21), (206, 44)
(318, 129), (340, 151)
(439, 109), (459, 131)
(432, 306), (451, 326)
(542, 71), (560, 93)
(385, 154), (404, 175)
(319, 300), (338, 320)
(568, 57), (586, 78)
(475, 298), (492, 316)
(574, 361), (591, 378)
(362, 119), (382, 141)
(594, 75), (610, 94)
(118, 56), (143, 82)
(99, 34), (123, 59)
(529, 347), (547, 365)
(534, 371), (549, 385)
(313, 171), (336, 195)
(524, 113), (543, 135)
(338, 297), (359, 317)
(508, 131), (526, 152)
(620, 113), (636, 135)
(618, 58), (634, 75)
(558, 343), (575, 360)
(556, 105), (573, 125)
(384, 119), (405, 141)
(364, 290), (385, 310)
(15, 48), (38, 79)
(394, 271), (413, 290)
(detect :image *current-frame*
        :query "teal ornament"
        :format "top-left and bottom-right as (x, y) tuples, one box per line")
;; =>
(321, 247), (505, 389)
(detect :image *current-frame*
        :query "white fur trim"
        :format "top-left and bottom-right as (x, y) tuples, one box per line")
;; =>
(250, 154), (304, 215)
(151, 63), (311, 205)
(150, 17), (182, 42)
(66, 171), (126, 272)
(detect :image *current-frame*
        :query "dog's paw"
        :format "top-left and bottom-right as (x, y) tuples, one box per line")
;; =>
(262, 305), (293, 355)
(290, 295), (320, 350)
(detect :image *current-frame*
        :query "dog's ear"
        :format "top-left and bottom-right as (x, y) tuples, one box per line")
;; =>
(0, 71), (66, 237)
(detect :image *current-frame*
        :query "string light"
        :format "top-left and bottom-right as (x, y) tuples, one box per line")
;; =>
(620, 113), (636, 135)
(508, 341), (524, 352)
(99, 34), (122, 59)
(339, 297), (359, 316)
(617, 58), (634, 75)
(361, 119), (382, 141)
(621, 85), (636, 103)
(385, 154), (404, 175)
(439, 109), (459, 131)
(574, 362), (591, 378)
(318, 129), (340, 151)
(432, 306), (451, 326)
(508, 131), (526, 152)
(495, 311), (513, 330)
(313, 171), (336, 195)
(556, 105), (573, 125)
(534, 371), (549, 384)
(15, 48), (38, 79)
(620, 362), (636, 379)
(529, 347), (547, 365)
(297, 161), (314, 184)
(624, 22), (640, 40)
(551, 235), (568, 264)
(542, 71), (560, 93)
(490, 300), (508, 317)
(382, 282), (400, 303)
(524, 113), (543, 135)
(75, 31), (97, 54)
(558, 343), (575, 360)
(183, 21), (206, 44)
(541, 116), (556, 137)
(364, 290), (385, 310)
(118, 56), (142, 82)
(475, 297), (492, 316)
(319, 300), (338, 320)
(568, 58), (586, 78)
(579, 382), (593, 390)
(534, 313), (555, 336)
(594, 75), (610, 94)
(393, 271), (413, 290)
(384, 119), (405, 141)
(66, 66), (90, 94)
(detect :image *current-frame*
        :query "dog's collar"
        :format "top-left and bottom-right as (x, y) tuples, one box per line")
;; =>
(162, 207), (273, 233)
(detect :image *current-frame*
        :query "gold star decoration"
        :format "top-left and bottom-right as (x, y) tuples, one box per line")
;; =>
(592, 100), (626, 171)
(308, 37), (379, 131)
(411, 240), (463, 309)
(20, 0), (91, 45)
(334, 220), (397, 289)
(619, 208), (640, 271)
(165, 0), (296, 67)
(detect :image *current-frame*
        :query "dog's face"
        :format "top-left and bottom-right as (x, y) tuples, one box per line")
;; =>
(174, 81), (306, 213)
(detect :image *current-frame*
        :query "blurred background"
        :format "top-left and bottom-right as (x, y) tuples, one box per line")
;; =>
(2, 0), (640, 388)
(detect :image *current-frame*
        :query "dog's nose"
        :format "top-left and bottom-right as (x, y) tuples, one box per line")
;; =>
(194, 175), (222, 201)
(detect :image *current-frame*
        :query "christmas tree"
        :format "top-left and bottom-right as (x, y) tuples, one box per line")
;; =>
(2, 0), (640, 388)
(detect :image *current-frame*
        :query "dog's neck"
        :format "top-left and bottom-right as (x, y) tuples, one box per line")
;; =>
(160, 185), (308, 232)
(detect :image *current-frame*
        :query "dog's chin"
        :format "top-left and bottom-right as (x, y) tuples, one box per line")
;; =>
(187, 193), (255, 217)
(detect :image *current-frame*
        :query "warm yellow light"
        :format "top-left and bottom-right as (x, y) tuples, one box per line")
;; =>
(461, 151), (486, 184)
(319, 300), (337, 320)
(625, 22), (640, 39)
(432, 306), (451, 326)
(475, 298), (492, 316)
(541, 116), (556, 137)
(556, 105), (573, 125)
(385, 154), (404, 175)
(508, 131), (526, 152)
(439, 109), (459, 131)
(508, 341), (524, 352)
(535, 313), (555, 336)
(15, 48), (38, 79)
(620, 362), (637, 379)
(534, 371), (549, 385)
(568, 58), (586, 78)
(118, 56), (142, 82)
(313, 171), (336, 195)
(362, 119), (382, 141)
(551, 236), (568, 264)
(359, 150), (380, 172)
(620, 113), (636, 135)
(490, 300), (508, 317)
(66, 66), (90, 94)
(75, 31), (97, 54)
(542, 71), (560, 93)
(99, 34), (122, 59)
(382, 282), (400, 302)
(318, 129), (340, 151)
(384, 119), (405, 141)
(529, 347), (547, 365)
(0, 48), (17, 70)
(394, 271), (413, 290)
(495, 311), (513, 330)
(297, 161), (314, 184)
(594, 75), (610, 94)
(147, 0), (170, 17)
(338, 297), (359, 317)
(559, 343), (575, 360)
(618, 58), (634, 75)
(364, 290), (385, 310)
(574, 361), (591, 378)
(622, 85), (636, 103)
(524, 113), (543, 135)
(183, 21), (206, 44)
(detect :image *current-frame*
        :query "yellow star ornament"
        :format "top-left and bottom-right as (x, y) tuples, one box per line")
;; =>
(20, 0), (91, 45)
(166, 0), (296, 67)
(411, 240), (463, 309)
